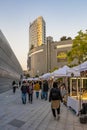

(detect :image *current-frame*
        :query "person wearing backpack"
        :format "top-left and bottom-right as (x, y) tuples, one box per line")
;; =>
(49, 81), (63, 120)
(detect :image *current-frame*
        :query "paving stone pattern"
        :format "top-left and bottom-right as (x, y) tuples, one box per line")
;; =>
(0, 88), (87, 130)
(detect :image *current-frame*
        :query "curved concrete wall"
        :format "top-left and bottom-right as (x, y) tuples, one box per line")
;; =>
(28, 40), (72, 77)
(28, 44), (47, 77)
(0, 30), (23, 93)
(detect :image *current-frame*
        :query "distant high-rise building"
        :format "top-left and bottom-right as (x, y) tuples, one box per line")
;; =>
(29, 16), (46, 50)
(28, 17), (73, 77)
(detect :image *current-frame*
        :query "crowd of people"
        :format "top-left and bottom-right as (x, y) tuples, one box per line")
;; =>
(12, 79), (68, 120)
(20, 80), (49, 104)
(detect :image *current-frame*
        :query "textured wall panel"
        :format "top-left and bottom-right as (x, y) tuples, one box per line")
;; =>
(0, 30), (23, 93)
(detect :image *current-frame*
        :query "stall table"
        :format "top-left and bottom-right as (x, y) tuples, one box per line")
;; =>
(67, 96), (87, 115)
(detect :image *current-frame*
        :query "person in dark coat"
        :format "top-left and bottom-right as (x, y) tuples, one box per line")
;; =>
(42, 80), (49, 100)
(49, 81), (63, 120)
(21, 80), (27, 104)
(12, 81), (17, 93)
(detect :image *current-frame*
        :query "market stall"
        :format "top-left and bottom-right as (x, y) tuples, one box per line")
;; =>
(67, 77), (87, 115)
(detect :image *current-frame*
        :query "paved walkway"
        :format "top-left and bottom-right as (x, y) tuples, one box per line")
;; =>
(0, 88), (87, 130)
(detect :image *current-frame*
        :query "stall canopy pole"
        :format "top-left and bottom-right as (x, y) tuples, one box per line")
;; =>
(77, 78), (79, 98)
(70, 78), (72, 96)
(79, 77), (82, 111)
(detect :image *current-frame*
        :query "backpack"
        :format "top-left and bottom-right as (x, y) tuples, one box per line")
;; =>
(51, 88), (59, 100)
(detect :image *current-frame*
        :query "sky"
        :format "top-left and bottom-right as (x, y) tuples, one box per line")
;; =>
(0, 0), (87, 70)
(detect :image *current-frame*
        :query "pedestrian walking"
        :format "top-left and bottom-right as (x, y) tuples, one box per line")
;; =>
(34, 81), (40, 99)
(21, 80), (27, 104)
(60, 83), (68, 105)
(49, 81), (63, 120)
(42, 80), (49, 100)
(12, 80), (17, 94)
(27, 81), (33, 103)
(19, 80), (21, 88)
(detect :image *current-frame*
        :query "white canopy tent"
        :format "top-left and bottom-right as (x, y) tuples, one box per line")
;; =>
(67, 61), (87, 76)
(39, 61), (87, 80)
(51, 65), (71, 77)
(39, 73), (51, 80)
(76, 61), (87, 72)
(23, 77), (40, 81)
(67, 68), (80, 77)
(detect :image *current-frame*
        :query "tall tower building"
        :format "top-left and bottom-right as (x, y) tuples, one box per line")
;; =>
(29, 16), (46, 50)
(28, 16), (73, 77)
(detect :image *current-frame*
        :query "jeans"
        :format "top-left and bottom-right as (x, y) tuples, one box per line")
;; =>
(28, 93), (33, 103)
(22, 93), (27, 104)
(36, 92), (39, 99)
(43, 91), (48, 100)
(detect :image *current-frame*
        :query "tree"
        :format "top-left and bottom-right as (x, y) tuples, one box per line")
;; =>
(67, 30), (87, 64)
(60, 36), (67, 41)
(60, 36), (72, 41)
(67, 37), (72, 40)
(51, 67), (58, 72)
